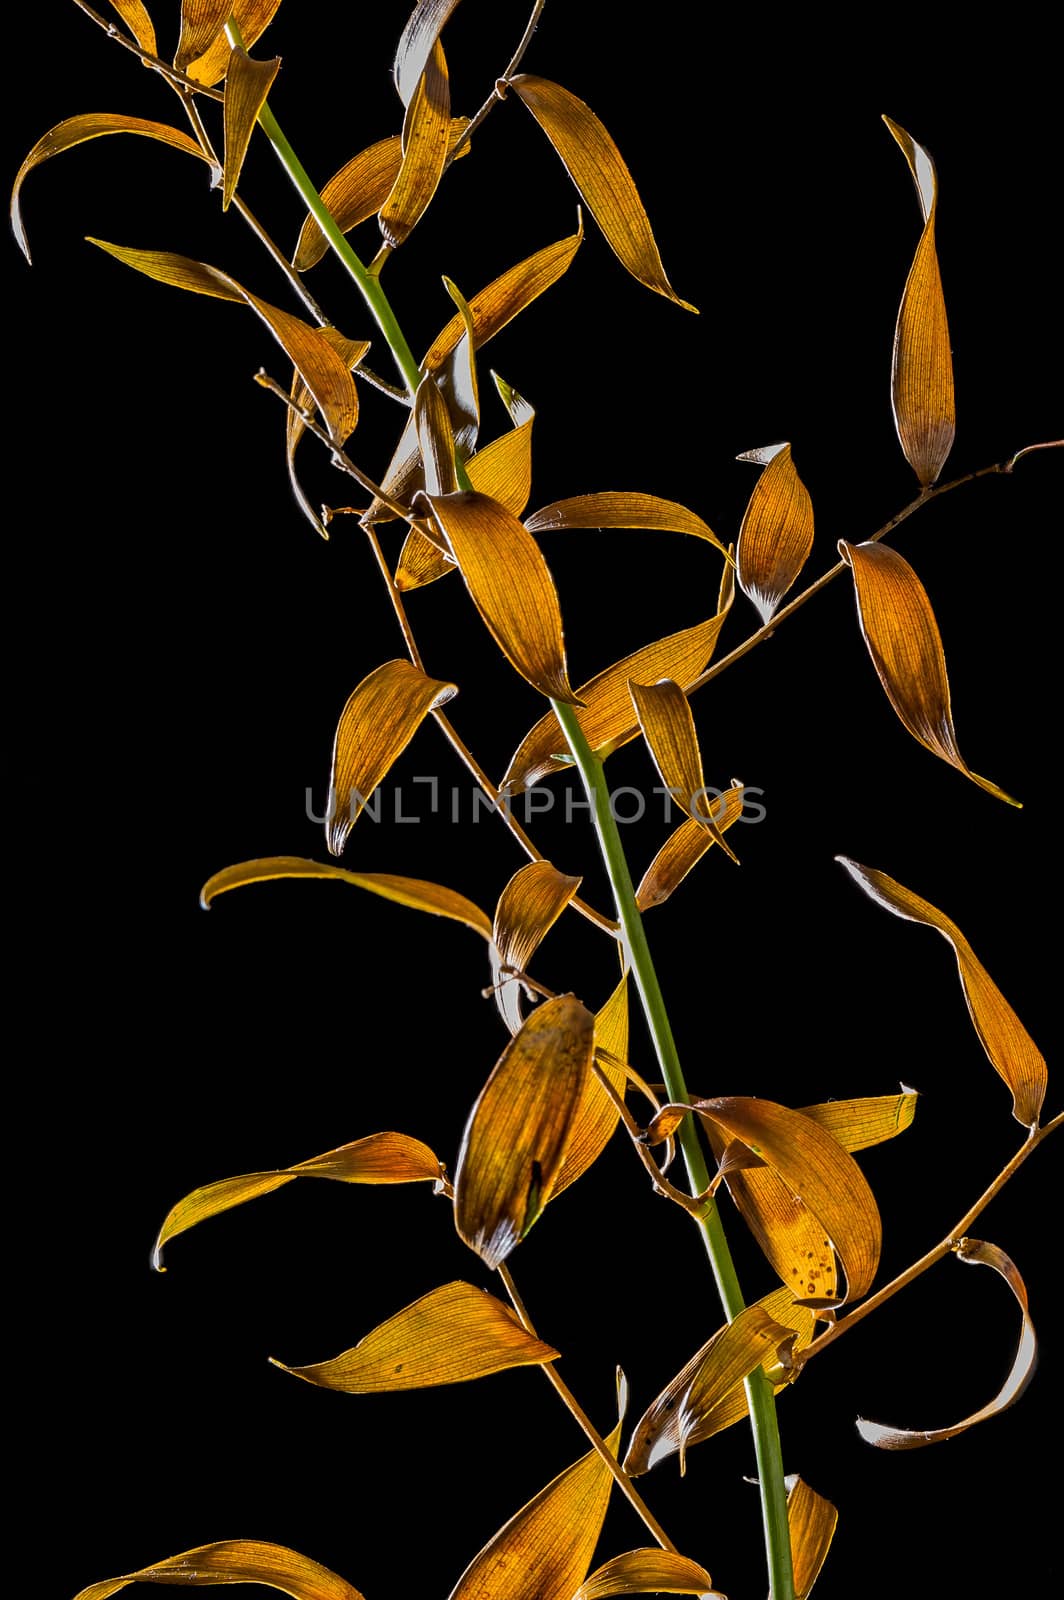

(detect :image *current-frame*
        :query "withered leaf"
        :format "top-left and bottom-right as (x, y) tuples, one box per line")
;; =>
(525, 491), (730, 561)
(885, 116), (955, 484)
(422, 490), (580, 702)
(200, 856), (492, 940)
(454, 995), (595, 1269)
(735, 442), (814, 623)
(186, 0), (285, 85)
(857, 1239), (1037, 1448)
(572, 1550), (719, 1600)
(152, 1131), (442, 1269)
(636, 784), (746, 910)
(394, 0), (463, 105)
(74, 1540), (364, 1600)
(394, 527), (456, 591)
(286, 335), (370, 538)
(798, 1091), (918, 1151)
(448, 1420), (622, 1600)
(840, 539), (1017, 804)
(175, 0), (231, 72)
(510, 75), (695, 311)
(437, 275), (481, 449)
(222, 47), (281, 208)
(553, 974), (629, 1197)
(106, 0), (157, 55)
(629, 679), (739, 864)
(415, 370), (459, 497)
(379, 39), (451, 249)
(786, 1476), (838, 1599)
(274, 1281), (558, 1392)
(837, 858), (1046, 1125)
(491, 860), (582, 1034)
(11, 116), (208, 262)
(503, 614), (730, 794)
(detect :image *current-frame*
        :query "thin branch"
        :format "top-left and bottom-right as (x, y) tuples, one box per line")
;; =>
(591, 1061), (711, 1217)
(796, 1110), (1063, 1367)
(1005, 439), (1062, 470)
(72, 1), (225, 99)
(496, 1262), (680, 1555)
(448, 0), (547, 162)
(353, 364), (412, 405)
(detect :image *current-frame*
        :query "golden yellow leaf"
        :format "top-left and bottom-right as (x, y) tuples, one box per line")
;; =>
(786, 1476), (838, 1599)
(885, 116), (955, 485)
(200, 856), (492, 939)
(286, 335), (370, 538)
(448, 1421), (623, 1600)
(839, 539), (1017, 804)
(379, 38), (451, 249)
(837, 858), (1046, 1125)
(503, 614), (730, 794)
(394, 0), (463, 104)
(414, 370), (459, 497)
(152, 1131), (442, 1269)
(735, 442), (814, 623)
(74, 1540), (364, 1600)
(105, 0), (157, 55)
(422, 490), (580, 702)
(636, 784), (746, 910)
(11, 116), (208, 263)
(552, 974), (629, 1198)
(175, 0), (231, 71)
(491, 861), (582, 1033)
(454, 995), (596, 1269)
(798, 1091), (918, 1151)
(525, 491), (730, 562)
(186, 0), (285, 85)
(510, 75), (695, 311)
(857, 1239), (1037, 1448)
(222, 47), (281, 208)
(572, 1550), (720, 1600)
(394, 527), (455, 590)
(628, 679), (739, 863)
(274, 1281), (558, 1393)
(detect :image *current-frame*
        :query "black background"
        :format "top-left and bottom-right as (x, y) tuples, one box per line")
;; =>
(10, 5), (1061, 1598)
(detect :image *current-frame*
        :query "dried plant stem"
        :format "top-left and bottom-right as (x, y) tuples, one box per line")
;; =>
(496, 1262), (681, 1554)
(552, 700), (795, 1600)
(797, 1110), (1062, 1366)
(450, 0), (548, 161)
(73, 1), (225, 99)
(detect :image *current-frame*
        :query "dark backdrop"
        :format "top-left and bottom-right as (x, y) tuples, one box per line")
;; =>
(11, 5), (1060, 1598)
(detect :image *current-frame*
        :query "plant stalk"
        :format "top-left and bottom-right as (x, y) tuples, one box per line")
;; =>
(552, 699), (795, 1600)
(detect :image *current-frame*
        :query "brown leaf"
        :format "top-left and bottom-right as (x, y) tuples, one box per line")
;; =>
(553, 975), (630, 1197)
(885, 116), (955, 484)
(200, 856), (492, 940)
(572, 1550), (720, 1600)
(274, 1281), (558, 1392)
(837, 859), (1046, 1126)
(636, 783), (746, 910)
(422, 490), (580, 703)
(414, 370), (459, 497)
(454, 994), (596, 1269)
(448, 1421), (622, 1600)
(152, 1131), (442, 1269)
(186, 0), (285, 85)
(735, 442), (814, 623)
(525, 491), (730, 561)
(510, 75), (695, 311)
(628, 679), (739, 864)
(839, 539), (1018, 805)
(857, 1239), (1037, 1448)
(467, 416), (535, 515)
(503, 614), (730, 794)
(394, 0), (463, 105)
(222, 47), (281, 208)
(286, 335), (370, 537)
(394, 527), (456, 591)
(105, 0), (157, 55)
(73, 1540), (364, 1600)
(798, 1091), (918, 1151)
(379, 38), (451, 249)
(491, 861), (582, 1033)
(175, 0), (231, 71)
(11, 116), (208, 263)
(786, 1476), (838, 1599)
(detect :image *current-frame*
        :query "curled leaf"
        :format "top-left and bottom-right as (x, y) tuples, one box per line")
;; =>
(839, 539), (1017, 804)
(526, 492), (730, 561)
(454, 995), (595, 1269)
(628, 679), (739, 863)
(286, 335), (370, 538)
(786, 1476), (838, 1599)
(491, 861), (582, 1033)
(274, 1281), (558, 1393)
(414, 370), (459, 497)
(11, 116), (208, 262)
(885, 116), (955, 484)
(106, 0), (157, 55)
(394, 0), (462, 105)
(73, 1540), (364, 1600)
(510, 75), (695, 311)
(552, 975), (630, 1197)
(857, 1239), (1037, 1448)
(175, 0), (231, 72)
(379, 39), (451, 249)
(437, 275), (481, 449)
(186, 0), (285, 85)
(736, 442), (814, 623)
(837, 859), (1046, 1126)
(200, 856), (492, 940)
(222, 47), (281, 208)
(636, 783), (746, 909)
(152, 1132), (442, 1269)
(468, 417), (535, 515)
(572, 1550), (719, 1600)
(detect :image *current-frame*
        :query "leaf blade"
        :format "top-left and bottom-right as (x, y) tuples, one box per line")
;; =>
(186, 0), (285, 85)
(379, 39), (452, 249)
(635, 785), (746, 910)
(736, 443), (814, 623)
(572, 1550), (719, 1600)
(222, 47), (281, 208)
(628, 679), (739, 864)
(491, 860), (582, 1033)
(525, 491), (729, 561)
(74, 1540), (364, 1600)
(786, 1476), (839, 1599)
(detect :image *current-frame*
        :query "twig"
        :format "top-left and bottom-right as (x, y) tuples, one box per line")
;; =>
(591, 1061), (711, 1217)
(449, 0), (547, 163)
(72, 0), (225, 99)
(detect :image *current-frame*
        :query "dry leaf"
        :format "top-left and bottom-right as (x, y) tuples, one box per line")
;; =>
(840, 539), (1017, 805)
(798, 1091), (918, 1151)
(857, 1239), (1037, 1448)
(379, 39), (451, 249)
(415, 370), (459, 496)
(394, 0), (463, 105)
(222, 47), (281, 208)
(572, 1549), (719, 1600)
(884, 116), (955, 484)
(152, 1131), (442, 1269)
(491, 860), (582, 1033)
(454, 994), (595, 1269)
(74, 1540), (364, 1600)
(735, 442), (814, 623)
(510, 75), (695, 311)
(105, 0), (157, 54)
(200, 856), (492, 939)
(175, 0), (231, 71)
(274, 1281), (558, 1392)
(525, 491), (730, 561)
(785, 1476), (838, 1599)
(553, 975), (630, 1197)
(636, 784), (746, 910)
(11, 116), (208, 262)
(628, 679), (739, 863)
(837, 858), (1046, 1125)
(186, 0), (285, 85)
(286, 335), (370, 537)
(436, 275), (481, 449)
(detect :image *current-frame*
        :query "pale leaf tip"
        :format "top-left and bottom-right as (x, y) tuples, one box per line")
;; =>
(150, 1241), (166, 1273)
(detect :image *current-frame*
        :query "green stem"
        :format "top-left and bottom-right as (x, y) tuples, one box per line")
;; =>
(552, 699), (795, 1600)
(225, 22), (421, 396)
